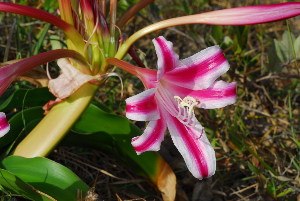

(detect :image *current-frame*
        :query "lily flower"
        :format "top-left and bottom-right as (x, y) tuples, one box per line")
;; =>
(0, 112), (10, 138)
(107, 36), (236, 179)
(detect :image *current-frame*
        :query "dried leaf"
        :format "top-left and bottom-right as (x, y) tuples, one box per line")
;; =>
(155, 159), (177, 201)
(48, 59), (99, 99)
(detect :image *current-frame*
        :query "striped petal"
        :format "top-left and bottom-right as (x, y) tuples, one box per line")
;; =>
(0, 112), (10, 137)
(153, 36), (179, 79)
(166, 114), (216, 179)
(164, 46), (229, 90)
(169, 80), (236, 109)
(131, 118), (167, 154)
(126, 88), (160, 121)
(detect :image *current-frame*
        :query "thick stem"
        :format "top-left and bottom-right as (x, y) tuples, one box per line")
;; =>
(58, 0), (74, 25)
(12, 83), (98, 157)
(108, 0), (117, 57)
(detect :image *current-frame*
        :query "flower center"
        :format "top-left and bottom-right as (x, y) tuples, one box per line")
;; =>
(174, 96), (200, 128)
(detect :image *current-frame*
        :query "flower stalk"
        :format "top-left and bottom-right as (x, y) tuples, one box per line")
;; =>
(115, 2), (300, 60)
(12, 83), (98, 157)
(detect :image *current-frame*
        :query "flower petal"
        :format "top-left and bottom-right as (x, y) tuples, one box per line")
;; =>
(166, 114), (216, 179)
(126, 88), (160, 121)
(164, 45), (229, 90)
(153, 36), (179, 79)
(131, 117), (167, 154)
(169, 80), (236, 109)
(0, 112), (10, 138)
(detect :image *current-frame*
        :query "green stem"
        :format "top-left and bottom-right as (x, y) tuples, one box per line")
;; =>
(288, 91), (295, 138)
(286, 19), (299, 73)
(114, 17), (192, 59)
(286, 20), (297, 62)
(108, 0), (117, 57)
(12, 83), (98, 157)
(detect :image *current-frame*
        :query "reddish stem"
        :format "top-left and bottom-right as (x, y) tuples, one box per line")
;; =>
(117, 0), (155, 28)
(0, 50), (88, 95)
(0, 2), (71, 31)
(106, 57), (155, 76)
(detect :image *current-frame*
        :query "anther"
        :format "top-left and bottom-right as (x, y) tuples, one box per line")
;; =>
(174, 96), (200, 128)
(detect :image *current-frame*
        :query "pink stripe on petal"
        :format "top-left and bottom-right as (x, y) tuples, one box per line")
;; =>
(126, 88), (160, 121)
(132, 118), (167, 154)
(169, 81), (236, 109)
(153, 36), (179, 79)
(165, 46), (229, 90)
(0, 112), (10, 138)
(138, 71), (158, 89)
(167, 114), (216, 179)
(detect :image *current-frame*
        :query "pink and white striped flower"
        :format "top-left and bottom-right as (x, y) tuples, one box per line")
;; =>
(108, 36), (236, 179)
(0, 112), (10, 138)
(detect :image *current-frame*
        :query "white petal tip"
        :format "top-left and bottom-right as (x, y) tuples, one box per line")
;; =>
(0, 126), (10, 138)
(0, 112), (10, 138)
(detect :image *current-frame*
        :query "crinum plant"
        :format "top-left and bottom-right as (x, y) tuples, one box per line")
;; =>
(1, 1), (300, 200)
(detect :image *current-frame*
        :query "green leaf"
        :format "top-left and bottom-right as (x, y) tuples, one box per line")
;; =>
(67, 104), (160, 178)
(182, 0), (192, 15)
(268, 40), (283, 72)
(294, 35), (300, 59)
(50, 35), (65, 50)
(247, 162), (260, 174)
(268, 31), (300, 72)
(0, 88), (54, 112)
(276, 188), (294, 198)
(0, 107), (44, 151)
(212, 25), (223, 42)
(42, 0), (58, 13)
(65, 103), (176, 201)
(72, 104), (131, 135)
(1, 156), (90, 201)
(33, 24), (50, 55)
(118, 0), (140, 11)
(0, 168), (54, 201)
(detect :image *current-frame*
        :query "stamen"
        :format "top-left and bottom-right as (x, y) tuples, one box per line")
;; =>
(174, 96), (200, 128)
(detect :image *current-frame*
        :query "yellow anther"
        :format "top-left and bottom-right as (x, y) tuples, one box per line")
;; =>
(174, 96), (200, 127)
